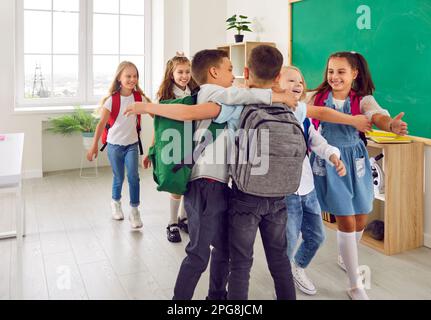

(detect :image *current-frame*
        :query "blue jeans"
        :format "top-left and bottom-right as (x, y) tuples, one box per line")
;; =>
(285, 189), (325, 268)
(228, 184), (296, 300)
(107, 142), (140, 207)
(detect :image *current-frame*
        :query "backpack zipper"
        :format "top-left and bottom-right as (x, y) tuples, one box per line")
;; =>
(248, 119), (307, 160)
(239, 106), (287, 129)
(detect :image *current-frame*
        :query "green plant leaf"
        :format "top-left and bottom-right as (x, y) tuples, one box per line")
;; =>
(46, 106), (98, 135)
(46, 115), (81, 135)
(227, 14), (253, 35)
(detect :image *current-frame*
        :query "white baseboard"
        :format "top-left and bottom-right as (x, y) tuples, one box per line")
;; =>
(424, 233), (431, 249)
(23, 170), (43, 179)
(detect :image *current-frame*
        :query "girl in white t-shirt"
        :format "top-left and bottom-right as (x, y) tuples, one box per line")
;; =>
(87, 61), (151, 229)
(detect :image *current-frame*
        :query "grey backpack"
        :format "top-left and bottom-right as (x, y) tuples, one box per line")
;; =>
(230, 103), (307, 197)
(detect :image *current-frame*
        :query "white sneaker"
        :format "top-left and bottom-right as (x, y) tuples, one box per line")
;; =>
(291, 262), (317, 295)
(338, 255), (368, 285)
(347, 287), (370, 300)
(129, 207), (143, 229)
(111, 200), (124, 220)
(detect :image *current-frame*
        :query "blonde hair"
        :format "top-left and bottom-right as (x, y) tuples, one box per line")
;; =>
(281, 65), (307, 100)
(99, 61), (151, 109)
(156, 54), (199, 101)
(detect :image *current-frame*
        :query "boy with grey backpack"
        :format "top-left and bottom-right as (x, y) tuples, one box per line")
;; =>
(214, 45), (306, 300)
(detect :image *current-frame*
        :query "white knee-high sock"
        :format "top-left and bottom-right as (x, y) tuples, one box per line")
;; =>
(169, 196), (181, 225)
(339, 230), (364, 257)
(178, 197), (187, 220)
(356, 230), (364, 244)
(337, 230), (361, 289)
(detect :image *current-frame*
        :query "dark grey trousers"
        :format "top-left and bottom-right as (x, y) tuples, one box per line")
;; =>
(227, 183), (296, 300)
(173, 179), (230, 300)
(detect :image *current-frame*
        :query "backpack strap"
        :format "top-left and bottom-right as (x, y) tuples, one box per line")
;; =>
(100, 92), (121, 152)
(172, 118), (223, 173)
(170, 93), (223, 173)
(303, 118), (311, 153)
(133, 91), (144, 155)
(349, 91), (367, 145)
(311, 89), (367, 145)
(311, 90), (330, 130)
(100, 91), (144, 154)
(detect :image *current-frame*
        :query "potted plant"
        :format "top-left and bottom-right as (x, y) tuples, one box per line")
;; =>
(47, 107), (98, 149)
(226, 14), (253, 43)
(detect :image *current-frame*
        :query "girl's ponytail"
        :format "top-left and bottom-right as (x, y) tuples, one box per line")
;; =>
(353, 52), (375, 96)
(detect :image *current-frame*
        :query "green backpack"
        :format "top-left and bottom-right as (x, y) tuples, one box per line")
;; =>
(148, 94), (225, 195)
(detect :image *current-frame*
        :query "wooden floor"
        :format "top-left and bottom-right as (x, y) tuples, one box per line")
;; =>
(1, 167), (431, 300)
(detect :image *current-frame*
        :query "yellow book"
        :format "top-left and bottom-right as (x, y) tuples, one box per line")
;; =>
(366, 131), (412, 144)
(366, 131), (397, 137)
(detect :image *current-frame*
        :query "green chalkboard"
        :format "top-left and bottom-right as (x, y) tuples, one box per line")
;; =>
(292, 0), (431, 138)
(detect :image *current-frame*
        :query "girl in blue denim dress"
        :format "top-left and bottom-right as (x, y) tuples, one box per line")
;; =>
(87, 61), (151, 229)
(310, 52), (408, 300)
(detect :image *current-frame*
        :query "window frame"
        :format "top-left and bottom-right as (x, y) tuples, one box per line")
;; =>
(15, 0), (152, 109)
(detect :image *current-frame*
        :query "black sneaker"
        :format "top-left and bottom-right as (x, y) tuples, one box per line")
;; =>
(178, 217), (189, 234)
(167, 224), (181, 243)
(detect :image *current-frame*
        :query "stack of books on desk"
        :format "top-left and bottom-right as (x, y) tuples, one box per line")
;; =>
(366, 131), (412, 144)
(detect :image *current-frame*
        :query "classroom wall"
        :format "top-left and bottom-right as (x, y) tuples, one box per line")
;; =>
(188, 0), (227, 56)
(226, 0), (290, 63)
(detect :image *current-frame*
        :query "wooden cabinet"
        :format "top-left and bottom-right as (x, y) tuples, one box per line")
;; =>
(325, 141), (424, 255)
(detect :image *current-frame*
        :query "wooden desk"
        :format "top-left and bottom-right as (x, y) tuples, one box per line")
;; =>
(0, 133), (25, 240)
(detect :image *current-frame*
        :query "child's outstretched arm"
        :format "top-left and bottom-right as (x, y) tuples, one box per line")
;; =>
(372, 112), (408, 135)
(360, 95), (408, 135)
(208, 86), (298, 109)
(124, 102), (222, 121)
(86, 108), (110, 161)
(306, 105), (372, 132)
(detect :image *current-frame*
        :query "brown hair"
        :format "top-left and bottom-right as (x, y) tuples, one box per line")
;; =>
(248, 45), (283, 84)
(281, 65), (307, 100)
(156, 55), (199, 101)
(191, 49), (229, 85)
(313, 51), (375, 97)
(100, 61), (151, 108)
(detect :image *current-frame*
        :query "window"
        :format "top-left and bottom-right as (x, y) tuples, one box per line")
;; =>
(16, 0), (151, 108)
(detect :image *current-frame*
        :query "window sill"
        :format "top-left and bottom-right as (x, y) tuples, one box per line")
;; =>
(14, 104), (99, 115)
